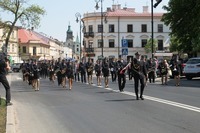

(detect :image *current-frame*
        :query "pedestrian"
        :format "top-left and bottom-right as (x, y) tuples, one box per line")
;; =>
(67, 61), (74, 90)
(123, 52), (147, 100)
(158, 60), (168, 85)
(79, 62), (86, 83)
(0, 54), (12, 105)
(109, 58), (117, 82)
(172, 61), (181, 86)
(94, 60), (102, 86)
(86, 58), (94, 84)
(116, 55), (126, 92)
(32, 61), (40, 91)
(102, 58), (110, 88)
(147, 58), (156, 83)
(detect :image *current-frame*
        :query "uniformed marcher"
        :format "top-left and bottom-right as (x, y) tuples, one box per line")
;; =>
(122, 52), (147, 100)
(116, 55), (126, 92)
(0, 54), (12, 105)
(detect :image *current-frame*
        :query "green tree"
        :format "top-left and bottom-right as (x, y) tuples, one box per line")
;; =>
(0, 0), (46, 53)
(144, 39), (157, 54)
(162, 0), (200, 57)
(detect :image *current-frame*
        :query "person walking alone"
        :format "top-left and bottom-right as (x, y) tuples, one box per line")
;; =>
(0, 54), (12, 105)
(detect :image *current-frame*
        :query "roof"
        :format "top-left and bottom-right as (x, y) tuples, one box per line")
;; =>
(106, 9), (163, 17)
(18, 28), (48, 45)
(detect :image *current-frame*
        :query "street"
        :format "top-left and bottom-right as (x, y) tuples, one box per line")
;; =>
(1, 73), (200, 133)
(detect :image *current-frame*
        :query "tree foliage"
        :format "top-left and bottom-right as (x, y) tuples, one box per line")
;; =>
(0, 0), (46, 53)
(162, 0), (200, 57)
(144, 39), (157, 54)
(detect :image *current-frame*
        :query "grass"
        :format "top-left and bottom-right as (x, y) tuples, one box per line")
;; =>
(0, 98), (6, 133)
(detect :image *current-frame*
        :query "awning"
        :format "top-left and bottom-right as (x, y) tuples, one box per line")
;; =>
(154, 52), (173, 57)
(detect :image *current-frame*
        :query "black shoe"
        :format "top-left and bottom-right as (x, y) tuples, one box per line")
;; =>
(140, 96), (144, 100)
(136, 96), (139, 100)
(6, 102), (13, 106)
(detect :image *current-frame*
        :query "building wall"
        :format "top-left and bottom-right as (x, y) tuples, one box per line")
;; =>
(83, 7), (171, 61)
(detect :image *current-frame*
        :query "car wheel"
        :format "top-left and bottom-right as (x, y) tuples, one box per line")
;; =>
(186, 76), (193, 80)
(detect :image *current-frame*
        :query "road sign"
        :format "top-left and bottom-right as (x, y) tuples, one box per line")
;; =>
(122, 48), (128, 55)
(122, 39), (128, 47)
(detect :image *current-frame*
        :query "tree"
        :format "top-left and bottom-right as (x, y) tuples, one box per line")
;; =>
(0, 0), (46, 54)
(161, 0), (200, 57)
(144, 39), (157, 54)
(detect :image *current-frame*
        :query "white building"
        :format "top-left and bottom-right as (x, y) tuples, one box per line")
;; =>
(82, 4), (171, 61)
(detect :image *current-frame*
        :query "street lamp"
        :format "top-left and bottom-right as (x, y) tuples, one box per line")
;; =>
(75, 12), (82, 61)
(95, 0), (104, 58)
(151, 0), (162, 58)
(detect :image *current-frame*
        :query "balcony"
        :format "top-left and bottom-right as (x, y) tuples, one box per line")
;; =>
(85, 48), (94, 53)
(84, 32), (94, 38)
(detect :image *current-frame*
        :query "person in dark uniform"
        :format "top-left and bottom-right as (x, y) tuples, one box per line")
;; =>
(122, 52), (147, 100)
(109, 58), (117, 82)
(86, 58), (94, 84)
(94, 60), (102, 86)
(116, 55), (126, 92)
(79, 62), (86, 83)
(32, 61), (40, 91)
(0, 54), (12, 105)
(102, 58), (110, 88)
(66, 61), (74, 90)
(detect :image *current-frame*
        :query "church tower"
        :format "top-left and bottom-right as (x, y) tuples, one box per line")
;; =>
(66, 24), (73, 41)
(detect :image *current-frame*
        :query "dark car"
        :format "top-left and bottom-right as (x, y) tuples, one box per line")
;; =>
(11, 63), (22, 72)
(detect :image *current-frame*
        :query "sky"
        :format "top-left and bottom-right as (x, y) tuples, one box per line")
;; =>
(1, 0), (169, 42)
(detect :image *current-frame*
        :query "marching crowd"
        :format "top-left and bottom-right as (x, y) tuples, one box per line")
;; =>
(20, 52), (182, 100)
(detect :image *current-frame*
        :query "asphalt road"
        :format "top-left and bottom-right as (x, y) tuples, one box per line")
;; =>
(1, 73), (200, 133)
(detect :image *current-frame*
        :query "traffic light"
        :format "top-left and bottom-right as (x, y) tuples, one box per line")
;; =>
(154, 0), (162, 8)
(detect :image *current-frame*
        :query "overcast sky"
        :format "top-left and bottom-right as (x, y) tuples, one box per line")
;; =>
(1, 0), (169, 42)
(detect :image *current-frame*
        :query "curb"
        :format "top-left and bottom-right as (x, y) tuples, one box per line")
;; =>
(6, 105), (16, 133)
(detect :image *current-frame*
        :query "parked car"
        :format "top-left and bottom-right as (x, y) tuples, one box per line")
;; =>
(11, 63), (22, 72)
(183, 57), (200, 80)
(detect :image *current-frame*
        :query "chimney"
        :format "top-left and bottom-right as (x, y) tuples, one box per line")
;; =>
(143, 6), (149, 13)
(31, 27), (34, 31)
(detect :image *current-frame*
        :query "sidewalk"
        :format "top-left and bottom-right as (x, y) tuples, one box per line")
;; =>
(6, 74), (17, 133)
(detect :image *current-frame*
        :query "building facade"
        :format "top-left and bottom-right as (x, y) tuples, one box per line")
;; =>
(82, 4), (171, 61)
(0, 26), (20, 63)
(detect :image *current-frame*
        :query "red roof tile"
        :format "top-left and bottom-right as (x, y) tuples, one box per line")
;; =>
(18, 28), (48, 45)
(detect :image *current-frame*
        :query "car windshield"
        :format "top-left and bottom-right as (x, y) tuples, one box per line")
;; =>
(186, 59), (200, 64)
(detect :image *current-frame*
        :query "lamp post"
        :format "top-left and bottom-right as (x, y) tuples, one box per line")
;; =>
(75, 12), (82, 61)
(95, 0), (104, 58)
(151, 0), (154, 59)
(151, 0), (162, 59)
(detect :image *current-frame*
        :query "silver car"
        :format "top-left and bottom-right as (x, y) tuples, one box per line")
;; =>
(183, 57), (200, 80)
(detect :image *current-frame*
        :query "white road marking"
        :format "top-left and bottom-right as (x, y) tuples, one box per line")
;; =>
(100, 85), (200, 113)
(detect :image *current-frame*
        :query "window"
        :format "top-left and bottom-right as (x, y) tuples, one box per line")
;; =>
(158, 24), (163, 32)
(77, 48), (79, 52)
(141, 39), (147, 47)
(33, 47), (36, 55)
(141, 24), (147, 32)
(22, 46), (26, 53)
(127, 24), (133, 32)
(12, 44), (14, 52)
(98, 39), (103, 48)
(98, 25), (103, 33)
(89, 25), (93, 32)
(127, 39), (133, 47)
(109, 39), (115, 48)
(158, 40), (163, 50)
(109, 24), (114, 32)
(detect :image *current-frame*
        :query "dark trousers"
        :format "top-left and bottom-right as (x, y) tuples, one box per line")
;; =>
(0, 75), (11, 103)
(81, 72), (86, 83)
(118, 74), (126, 91)
(75, 72), (80, 81)
(133, 75), (145, 98)
(111, 71), (116, 82)
(148, 71), (155, 83)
